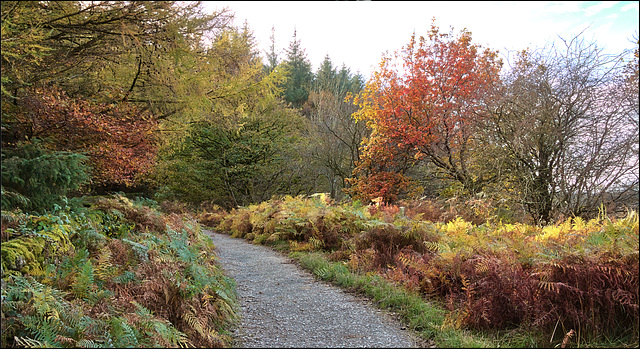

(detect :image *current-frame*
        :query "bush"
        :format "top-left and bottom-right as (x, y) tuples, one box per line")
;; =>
(1, 141), (89, 212)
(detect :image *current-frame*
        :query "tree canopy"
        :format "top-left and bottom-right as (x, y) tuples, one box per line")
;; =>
(1, 2), (637, 221)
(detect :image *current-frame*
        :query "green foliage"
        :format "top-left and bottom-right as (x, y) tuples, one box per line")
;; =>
(1, 196), (238, 348)
(1, 213), (74, 280)
(154, 69), (313, 208)
(1, 142), (89, 212)
(1, 274), (100, 348)
(282, 29), (313, 108)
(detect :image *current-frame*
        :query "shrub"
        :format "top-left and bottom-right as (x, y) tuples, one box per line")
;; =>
(1, 141), (89, 212)
(203, 195), (639, 346)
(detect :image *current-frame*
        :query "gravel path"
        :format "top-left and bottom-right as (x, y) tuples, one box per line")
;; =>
(204, 231), (424, 348)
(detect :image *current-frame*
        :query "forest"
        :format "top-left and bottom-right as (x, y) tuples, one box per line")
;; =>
(1, 1), (638, 348)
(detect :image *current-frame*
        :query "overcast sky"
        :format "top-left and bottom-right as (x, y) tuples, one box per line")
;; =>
(202, 1), (639, 78)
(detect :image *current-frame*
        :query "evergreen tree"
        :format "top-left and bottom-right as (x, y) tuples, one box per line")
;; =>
(1, 141), (89, 212)
(282, 28), (313, 108)
(314, 55), (337, 92)
(263, 26), (279, 75)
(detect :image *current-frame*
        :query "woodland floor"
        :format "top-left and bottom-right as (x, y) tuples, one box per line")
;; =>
(205, 231), (428, 348)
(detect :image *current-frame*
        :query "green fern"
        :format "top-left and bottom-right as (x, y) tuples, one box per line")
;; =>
(121, 238), (149, 262)
(72, 259), (94, 297)
(107, 317), (139, 348)
(2, 275), (101, 348)
(129, 301), (188, 347)
(13, 336), (48, 348)
(92, 249), (115, 282)
(112, 270), (137, 284)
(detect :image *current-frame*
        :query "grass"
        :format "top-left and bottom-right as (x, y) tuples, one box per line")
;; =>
(290, 251), (502, 348)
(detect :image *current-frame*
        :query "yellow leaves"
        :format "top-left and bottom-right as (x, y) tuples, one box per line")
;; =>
(442, 217), (474, 235)
(94, 249), (117, 281)
(535, 225), (562, 242)
(182, 305), (224, 345)
(538, 280), (561, 294)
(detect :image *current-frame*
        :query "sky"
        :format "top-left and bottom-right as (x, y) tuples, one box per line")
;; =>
(202, 1), (639, 79)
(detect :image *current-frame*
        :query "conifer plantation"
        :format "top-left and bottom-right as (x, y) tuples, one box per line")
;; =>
(2, 1), (638, 348)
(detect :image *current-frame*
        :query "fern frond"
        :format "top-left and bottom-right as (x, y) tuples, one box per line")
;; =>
(75, 339), (100, 348)
(108, 317), (139, 348)
(121, 238), (149, 262)
(183, 306), (207, 338)
(71, 260), (94, 299)
(112, 270), (137, 284)
(92, 249), (115, 281)
(14, 336), (47, 348)
(54, 334), (76, 347)
(538, 280), (560, 293)
(474, 257), (494, 275)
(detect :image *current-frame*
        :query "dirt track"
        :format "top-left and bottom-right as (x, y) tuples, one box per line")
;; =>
(205, 230), (423, 348)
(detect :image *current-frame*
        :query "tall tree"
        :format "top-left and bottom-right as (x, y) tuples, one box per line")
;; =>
(488, 35), (639, 222)
(1, 1), (230, 194)
(347, 22), (502, 203)
(282, 28), (313, 109)
(305, 56), (367, 200)
(314, 55), (337, 92)
(152, 25), (316, 207)
(263, 26), (280, 75)
(0, 1), (232, 103)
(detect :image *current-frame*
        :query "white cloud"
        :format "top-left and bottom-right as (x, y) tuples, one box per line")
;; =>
(583, 1), (619, 16)
(621, 2), (639, 12)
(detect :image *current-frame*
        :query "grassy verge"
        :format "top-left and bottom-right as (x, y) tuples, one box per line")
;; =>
(289, 250), (507, 348)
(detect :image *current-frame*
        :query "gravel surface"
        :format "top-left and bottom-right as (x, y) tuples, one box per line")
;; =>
(204, 230), (425, 348)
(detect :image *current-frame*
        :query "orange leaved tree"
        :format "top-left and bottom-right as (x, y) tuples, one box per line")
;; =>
(346, 21), (502, 203)
(7, 86), (158, 190)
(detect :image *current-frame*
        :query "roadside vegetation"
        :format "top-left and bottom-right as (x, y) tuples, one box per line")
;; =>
(1, 194), (238, 348)
(200, 194), (639, 348)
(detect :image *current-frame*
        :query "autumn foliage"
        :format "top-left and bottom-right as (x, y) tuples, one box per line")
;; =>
(347, 21), (502, 203)
(5, 86), (158, 188)
(206, 195), (639, 346)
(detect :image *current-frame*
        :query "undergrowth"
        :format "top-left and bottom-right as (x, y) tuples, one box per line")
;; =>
(1, 194), (237, 348)
(201, 194), (639, 348)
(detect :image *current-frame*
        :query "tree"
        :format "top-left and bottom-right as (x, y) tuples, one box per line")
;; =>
(347, 21), (502, 203)
(282, 28), (313, 109)
(314, 55), (337, 92)
(488, 34), (639, 222)
(152, 25), (317, 207)
(1, 141), (89, 212)
(157, 102), (305, 208)
(1, 1), (232, 195)
(304, 56), (368, 200)
(1, 1), (232, 103)
(4, 86), (158, 190)
(263, 26), (280, 75)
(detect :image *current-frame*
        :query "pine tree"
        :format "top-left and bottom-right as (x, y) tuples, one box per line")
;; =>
(315, 55), (337, 92)
(264, 26), (279, 75)
(282, 28), (313, 108)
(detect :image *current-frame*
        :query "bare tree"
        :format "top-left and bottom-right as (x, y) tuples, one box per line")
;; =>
(488, 33), (639, 223)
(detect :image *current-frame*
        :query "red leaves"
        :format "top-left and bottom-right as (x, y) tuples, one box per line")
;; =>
(18, 86), (158, 187)
(348, 21), (502, 201)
